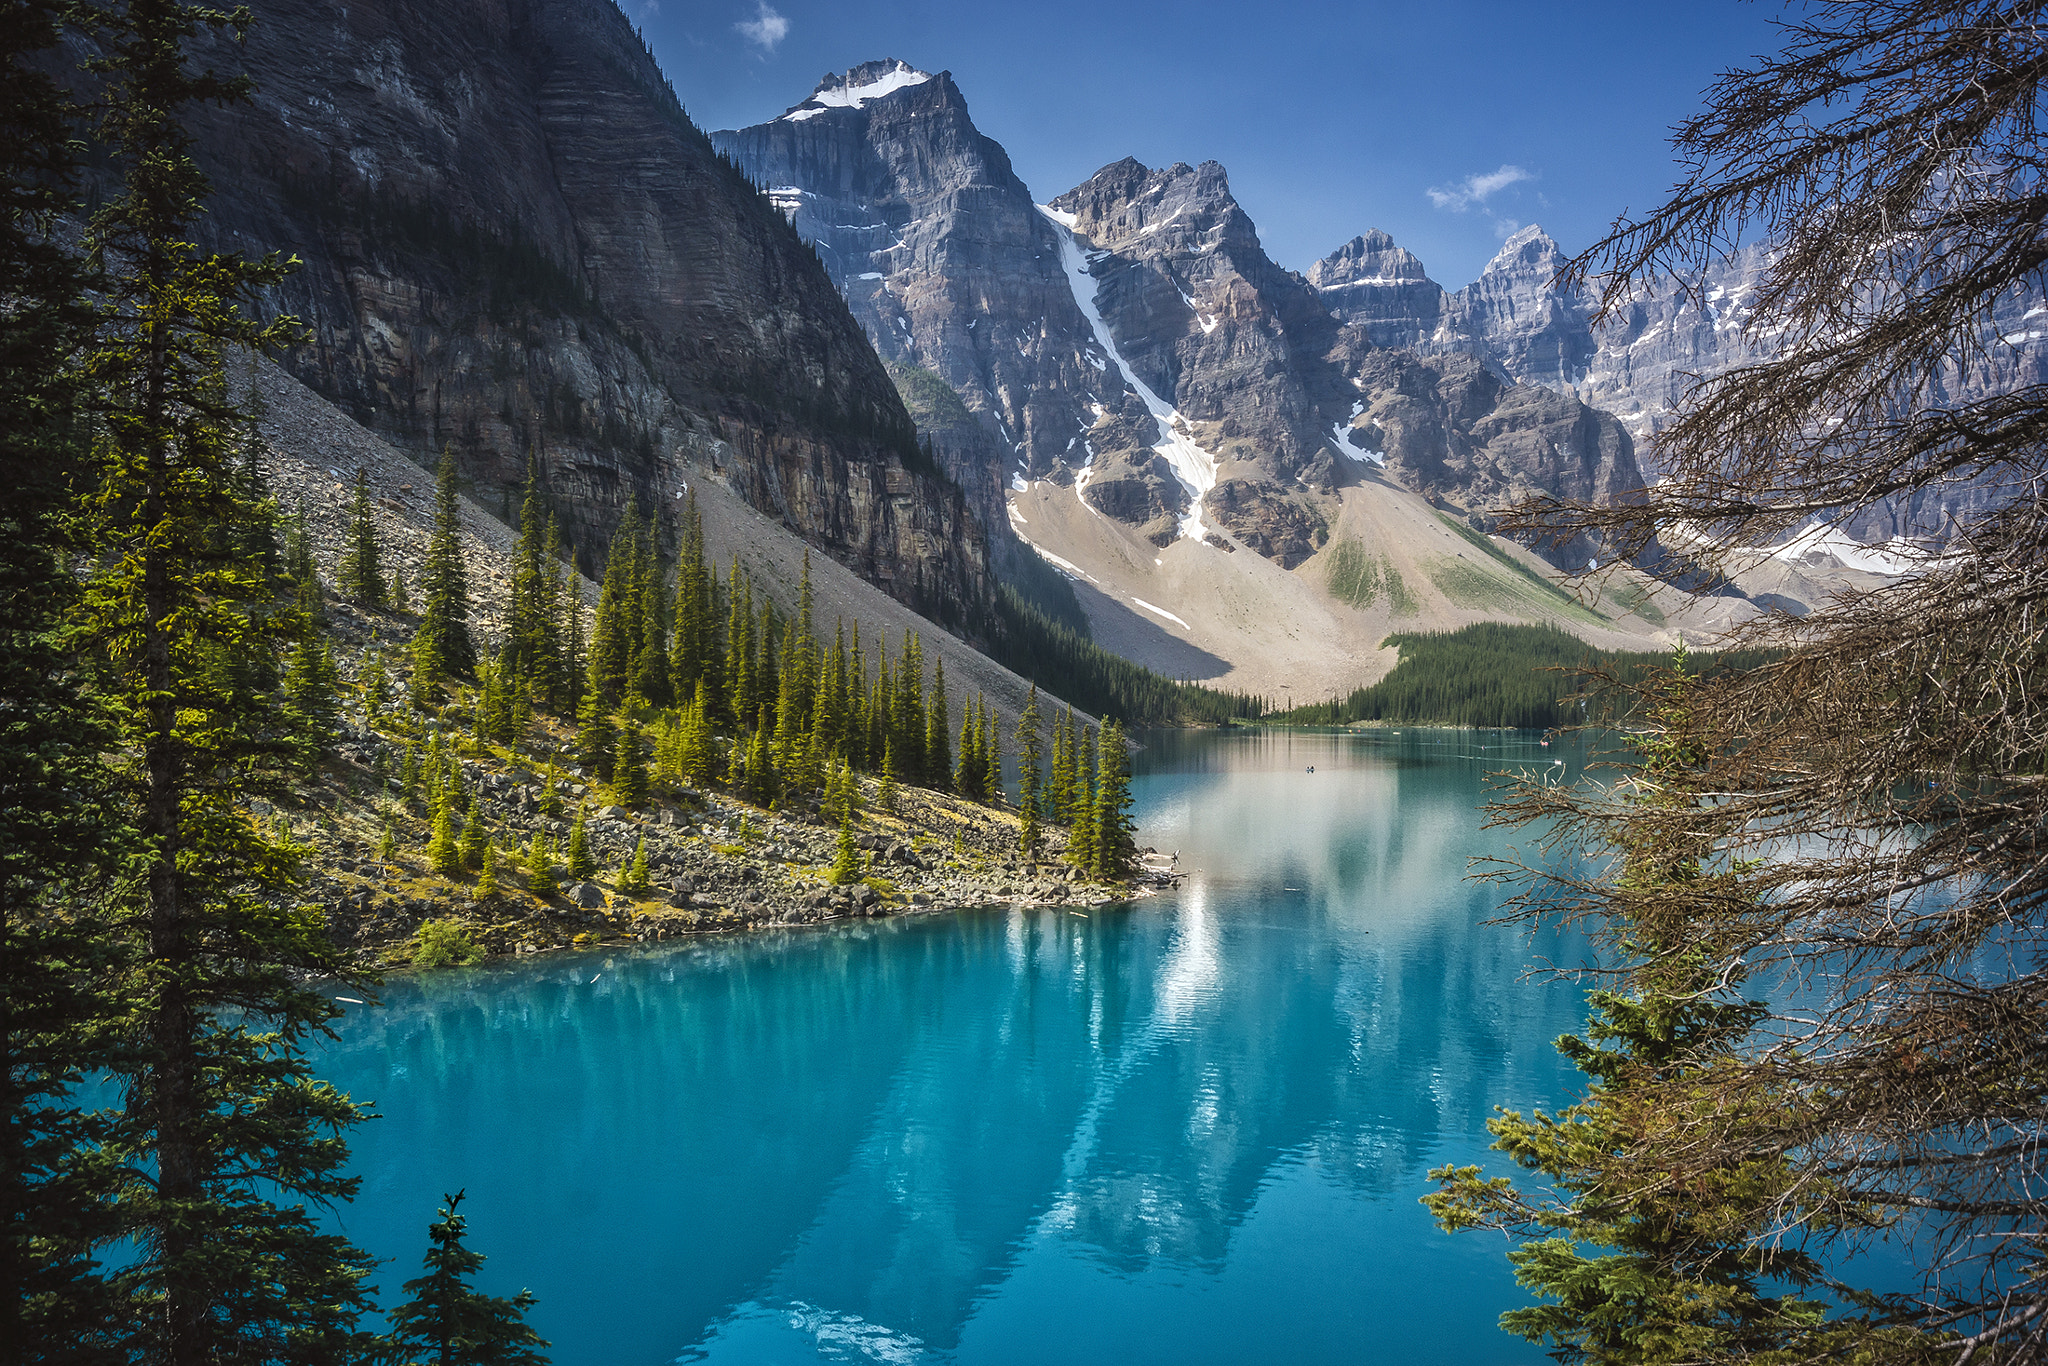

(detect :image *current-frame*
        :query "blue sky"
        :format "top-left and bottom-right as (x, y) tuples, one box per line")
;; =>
(636, 0), (1782, 288)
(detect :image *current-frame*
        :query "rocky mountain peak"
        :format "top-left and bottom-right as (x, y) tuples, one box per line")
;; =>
(1307, 231), (1447, 351)
(1308, 231), (1432, 288)
(780, 59), (936, 121)
(1489, 223), (1567, 270)
(1048, 158), (1251, 251)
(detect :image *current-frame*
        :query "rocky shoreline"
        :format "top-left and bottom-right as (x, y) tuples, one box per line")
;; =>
(280, 706), (1168, 972)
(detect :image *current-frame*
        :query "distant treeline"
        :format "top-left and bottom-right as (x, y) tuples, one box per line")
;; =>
(988, 584), (1268, 727)
(1270, 623), (1775, 729)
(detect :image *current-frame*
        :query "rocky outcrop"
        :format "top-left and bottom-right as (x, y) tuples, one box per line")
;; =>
(1331, 343), (1639, 525)
(1048, 158), (1348, 483)
(152, 2), (987, 626)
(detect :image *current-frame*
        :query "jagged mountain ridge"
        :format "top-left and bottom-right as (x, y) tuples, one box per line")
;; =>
(152, 1), (988, 625)
(715, 65), (1645, 571)
(711, 60), (1680, 698)
(1314, 223), (2046, 539)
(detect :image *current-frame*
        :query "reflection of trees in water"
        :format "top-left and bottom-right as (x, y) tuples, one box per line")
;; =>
(316, 732), (1589, 1357)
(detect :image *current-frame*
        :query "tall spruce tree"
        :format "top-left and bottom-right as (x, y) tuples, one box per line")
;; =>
(336, 468), (386, 607)
(78, 0), (376, 1355)
(1428, 653), (1815, 1363)
(381, 1191), (549, 1366)
(612, 723), (649, 808)
(565, 807), (595, 882)
(0, 4), (131, 1352)
(418, 446), (475, 681)
(1088, 721), (1135, 880)
(1015, 687), (1043, 858)
(925, 657), (951, 788)
(505, 456), (562, 714)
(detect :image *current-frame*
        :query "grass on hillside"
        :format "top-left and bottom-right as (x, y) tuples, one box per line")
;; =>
(1428, 516), (1612, 627)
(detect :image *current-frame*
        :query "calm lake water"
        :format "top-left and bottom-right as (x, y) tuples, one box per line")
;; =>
(315, 727), (1599, 1365)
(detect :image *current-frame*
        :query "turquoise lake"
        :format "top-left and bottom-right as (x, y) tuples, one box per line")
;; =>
(314, 727), (1599, 1364)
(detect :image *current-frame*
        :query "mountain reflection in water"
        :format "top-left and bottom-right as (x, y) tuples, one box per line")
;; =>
(317, 728), (1593, 1365)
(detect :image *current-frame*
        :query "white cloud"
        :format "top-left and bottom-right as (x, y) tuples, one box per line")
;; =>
(1426, 164), (1534, 212)
(1493, 217), (1523, 240)
(735, 1), (788, 51)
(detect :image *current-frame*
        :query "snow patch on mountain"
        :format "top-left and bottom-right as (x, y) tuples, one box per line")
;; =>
(1038, 205), (1219, 542)
(781, 62), (933, 121)
(1130, 597), (1191, 629)
(1767, 521), (1922, 576)
(1330, 402), (1383, 466)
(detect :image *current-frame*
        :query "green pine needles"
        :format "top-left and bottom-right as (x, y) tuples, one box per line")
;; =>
(337, 467), (387, 607)
(381, 1191), (549, 1365)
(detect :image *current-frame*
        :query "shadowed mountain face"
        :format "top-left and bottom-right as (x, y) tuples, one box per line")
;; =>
(716, 67), (1644, 570)
(153, 3), (987, 622)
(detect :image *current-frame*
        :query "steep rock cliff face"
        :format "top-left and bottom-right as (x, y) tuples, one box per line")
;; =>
(1306, 231), (1446, 352)
(710, 63), (1120, 541)
(166, 1), (987, 622)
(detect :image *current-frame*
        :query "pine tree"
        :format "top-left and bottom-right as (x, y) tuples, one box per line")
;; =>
(669, 493), (711, 703)
(0, 5), (130, 1346)
(474, 843), (499, 901)
(419, 446), (475, 680)
(979, 696), (1002, 806)
(429, 785), (461, 877)
(381, 1191), (549, 1366)
(80, 0), (375, 1351)
(1050, 708), (1075, 825)
(281, 498), (317, 592)
(744, 708), (775, 807)
(876, 739), (898, 811)
(565, 807), (595, 881)
(588, 500), (640, 705)
(612, 723), (648, 807)
(894, 633), (926, 783)
(828, 796), (863, 887)
(283, 630), (339, 771)
(955, 704), (983, 800)
(573, 676), (613, 782)
(679, 683), (714, 788)
(361, 649), (390, 721)
(1088, 721), (1135, 880)
(390, 565), (410, 614)
(457, 793), (485, 871)
(618, 836), (650, 895)
(1066, 727), (1099, 872)
(337, 468), (386, 607)
(925, 657), (951, 789)
(1428, 654), (1815, 1362)
(505, 455), (563, 715)
(525, 833), (557, 898)
(1016, 686), (1044, 858)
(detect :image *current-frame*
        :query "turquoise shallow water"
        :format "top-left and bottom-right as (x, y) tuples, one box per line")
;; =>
(314, 727), (1598, 1365)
